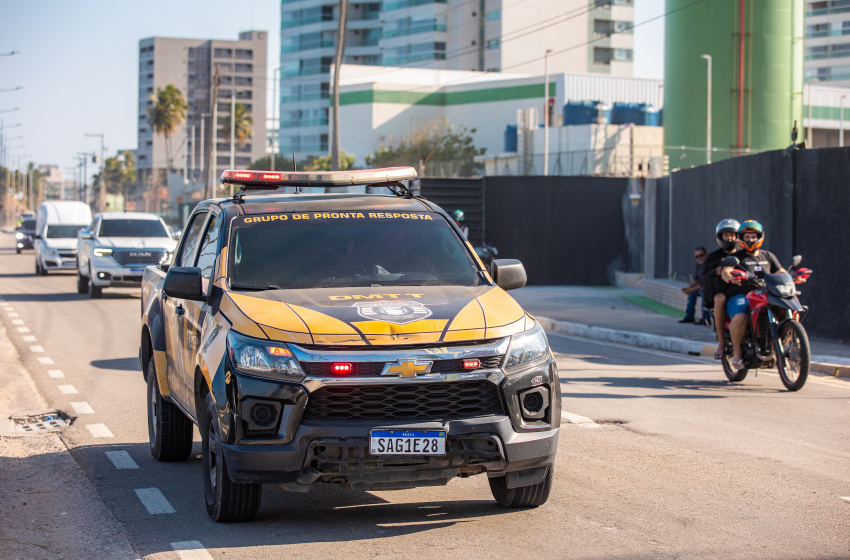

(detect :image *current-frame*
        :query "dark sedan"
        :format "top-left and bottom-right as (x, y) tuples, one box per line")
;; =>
(15, 218), (36, 253)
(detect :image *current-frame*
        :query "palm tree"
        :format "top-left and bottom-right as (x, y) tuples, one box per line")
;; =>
(147, 84), (188, 170)
(222, 102), (254, 146)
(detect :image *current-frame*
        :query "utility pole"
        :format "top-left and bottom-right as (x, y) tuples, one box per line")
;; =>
(700, 54), (712, 165)
(204, 65), (221, 200)
(230, 88), (236, 195)
(85, 133), (106, 211)
(199, 113), (207, 191)
(543, 49), (552, 177)
(271, 67), (280, 171)
(331, 0), (349, 171)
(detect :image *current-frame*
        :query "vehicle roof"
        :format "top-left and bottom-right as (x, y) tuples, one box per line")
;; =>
(207, 192), (441, 216)
(98, 212), (163, 221)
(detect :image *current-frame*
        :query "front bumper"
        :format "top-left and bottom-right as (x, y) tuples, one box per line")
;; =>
(42, 255), (77, 270)
(90, 265), (149, 287)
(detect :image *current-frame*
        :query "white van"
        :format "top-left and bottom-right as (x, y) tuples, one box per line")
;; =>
(34, 201), (93, 275)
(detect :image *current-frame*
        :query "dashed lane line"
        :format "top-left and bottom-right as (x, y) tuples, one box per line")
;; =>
(69, 401), (94, 414)
(841, 496), (850, 504)
(172, 541), (214, 560)
(37, 356), (54, 365)
(561, 411), (602, 428)
(16, 326), (29, 333)
(57, 385), (78, 394)
(135, 488), (176, 515)
(105, 451), (140, 470)
(7, 312), (19, 317)
(29, 345), (44, 352)
(11, 319), (23, 325)
(47, 370), (64, 378)
(86, 424), (114, 438)
(22, 335), (36, 342)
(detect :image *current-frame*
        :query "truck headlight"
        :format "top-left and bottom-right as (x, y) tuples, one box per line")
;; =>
(504, 323), (550, 374)
(93, 247), (113, 257)
(227, 331), (305, 382)
(15, 232), (24, 240)
(43, 247), (58, 258)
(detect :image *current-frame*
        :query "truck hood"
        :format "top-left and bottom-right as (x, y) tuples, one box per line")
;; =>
(219, 285), (532, 346)
(94, 237), (178, 251)
(41, 239), (78, 250)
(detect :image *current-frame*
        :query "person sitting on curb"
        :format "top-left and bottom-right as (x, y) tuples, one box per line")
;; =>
(704, 219), (740, 359)
(679, 246), (708, 324)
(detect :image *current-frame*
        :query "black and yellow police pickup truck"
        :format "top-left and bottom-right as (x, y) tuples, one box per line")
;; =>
(139, 167), (560, 522)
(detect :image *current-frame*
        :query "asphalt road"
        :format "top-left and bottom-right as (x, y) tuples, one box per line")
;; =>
(1, 234), (848, 560)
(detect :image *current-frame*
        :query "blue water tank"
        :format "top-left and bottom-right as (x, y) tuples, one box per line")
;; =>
(504, 125), (518, 152)
(563, 101), (609, 125)
(610, 103), (660, 126)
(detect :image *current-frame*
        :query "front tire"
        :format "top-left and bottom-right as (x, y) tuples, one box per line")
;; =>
(776, 320), (810, 392)
(489, 466), (554, 508)
(36, 259), (47, 276)
(88, 267), (102, 298)
(201, 392), (262, 522)
(76, 270), (89, 294)
(146, 360), (193, 462)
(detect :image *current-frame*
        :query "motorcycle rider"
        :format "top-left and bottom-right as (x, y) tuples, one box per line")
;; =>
(704, 219), (740, 359)
(452, 209), (469, 239)
(721, 220), (788, 370)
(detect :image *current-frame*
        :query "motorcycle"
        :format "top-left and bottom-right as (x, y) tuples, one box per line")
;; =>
(475, 243), (499, 268)
(709, 255), (813, 391)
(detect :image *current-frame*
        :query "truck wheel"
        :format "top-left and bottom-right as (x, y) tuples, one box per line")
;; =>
(88, 268), (102, 298)
(489, 466), (554, 508)
(146, 361), (193, 462)
(202, 392), (261, 522)
(36, 260), (47, 276)
(76, 270), (90, 294)
(16, 248), (21, 254)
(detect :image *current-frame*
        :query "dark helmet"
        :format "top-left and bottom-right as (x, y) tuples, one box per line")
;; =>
(452, 209), (465, 222)
(738, 220), (764, 252)
(715, 218), (740, 252)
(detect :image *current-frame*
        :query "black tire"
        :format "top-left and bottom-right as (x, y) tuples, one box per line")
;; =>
(36, 259), (47, 276)
(489, 466), (554, 508)
(776, 320), (810, 392)
(201, 392), (262, 522)
(16, 248), (21, 254)
(721, 351), (748, 382)
(88, 268), (102, 298)
(146, 360), (193, 462)
(76, 270), (89, 294)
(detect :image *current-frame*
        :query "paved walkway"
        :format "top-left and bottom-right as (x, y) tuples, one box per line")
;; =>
(512, 286), (850, 374)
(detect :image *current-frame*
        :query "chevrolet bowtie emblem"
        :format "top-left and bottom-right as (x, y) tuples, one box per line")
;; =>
(381, 360), (433, 377)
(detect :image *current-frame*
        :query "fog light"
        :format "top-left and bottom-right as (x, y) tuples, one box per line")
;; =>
(241, 397), (282, 434)
(519, 386), (549, 420)
(98, 272), (106, 279)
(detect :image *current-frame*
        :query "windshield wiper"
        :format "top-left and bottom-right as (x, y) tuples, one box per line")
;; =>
(230, 283), (283, 291)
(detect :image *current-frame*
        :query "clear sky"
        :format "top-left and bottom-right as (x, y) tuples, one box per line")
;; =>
(0, 0), (664, 181)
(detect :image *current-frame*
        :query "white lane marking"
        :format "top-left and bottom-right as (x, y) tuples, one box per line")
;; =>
(11, 319), (23, 325)
(548, 332), (850, 390)
(841, 496), (850, 503)
(172, 541), (214, 560)
(105, 451), (140, 470)
(57, 385), (78, 394)
(22, 335), (36, 342)
(7, 312), (19, 317)
(29, 345), (44, 353)
(69, 401), (94, 414)
(16, 326), (29, 333)
(561, 411), (602, 428)
(135, 488), (175, 515)
(47, 369), (64, 378)
(37, 357), (54, 365)
(86, 424), (114, 438)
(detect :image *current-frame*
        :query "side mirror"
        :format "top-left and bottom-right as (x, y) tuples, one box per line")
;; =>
(163, 267), (205, 301)
(34, 234), (41, 240)
(721, 256), (740, 268)
(791, 255), (802, 268)
(490, 259), (527, 291)
(81, 231), (93, 240)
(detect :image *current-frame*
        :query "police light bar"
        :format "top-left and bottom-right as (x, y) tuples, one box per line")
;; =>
(220, 167), (417, 189)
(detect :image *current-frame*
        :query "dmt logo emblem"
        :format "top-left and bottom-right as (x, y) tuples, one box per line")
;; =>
(381, 360), (433, 377)
(354, 301), (431, 325)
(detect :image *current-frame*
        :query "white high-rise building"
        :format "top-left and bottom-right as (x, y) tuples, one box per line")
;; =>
(279, 0), (634, 158)
(805, 0), (850, 84)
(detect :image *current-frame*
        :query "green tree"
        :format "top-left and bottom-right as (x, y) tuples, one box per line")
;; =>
(147, 84), (188, 170)
(305, 151), (355, 171)
(364, 120), (485, 177)
(94, 151), (136, 196)
(248, 154), (300, 171)
(222, 102), (253, 146)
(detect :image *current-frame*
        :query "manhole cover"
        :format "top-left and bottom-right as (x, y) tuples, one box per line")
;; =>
(10, 410), (70, 433)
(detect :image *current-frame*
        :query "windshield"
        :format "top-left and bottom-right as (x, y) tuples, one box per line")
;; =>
(229, 212), (480, 289)
(99, 219), (169, 238)
(19, 219), (35, 230)
(45, 225), (85, 239)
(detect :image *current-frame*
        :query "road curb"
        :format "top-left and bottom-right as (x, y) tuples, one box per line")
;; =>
(536, 316), (850, 379)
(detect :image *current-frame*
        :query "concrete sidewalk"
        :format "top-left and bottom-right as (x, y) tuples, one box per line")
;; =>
(512, 286), (850, 377)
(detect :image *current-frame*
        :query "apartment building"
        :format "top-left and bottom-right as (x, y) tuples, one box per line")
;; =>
(279, 0), (633, 158)
(137, 31), (268, 190)
(805, 0), (850, 84)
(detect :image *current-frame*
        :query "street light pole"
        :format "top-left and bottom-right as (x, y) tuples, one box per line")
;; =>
(230, 90), (237, 195)
(543, 49), (553, 177)
(701, 54), (712, 164)
(85, 133), (105, 212)
(271, 67), (280, 171)
(841, 95), (847, 148)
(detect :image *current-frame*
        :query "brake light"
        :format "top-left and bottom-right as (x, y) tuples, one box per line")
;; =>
(462, 359), (480, 369)
(332, 363), (352, 375)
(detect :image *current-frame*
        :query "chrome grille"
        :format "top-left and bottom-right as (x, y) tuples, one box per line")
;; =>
(112, 249), (166, 267)
(58, 250), (76, 259)
(301, 381), (505, 422)
(301, 355), (504, 378)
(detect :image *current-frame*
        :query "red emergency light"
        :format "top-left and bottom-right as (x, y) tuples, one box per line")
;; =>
(462, 359), (480, 370)
(332, 363), (352, 375)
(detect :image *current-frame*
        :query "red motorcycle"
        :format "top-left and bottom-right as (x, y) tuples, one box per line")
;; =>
(713, 256), (813, 391)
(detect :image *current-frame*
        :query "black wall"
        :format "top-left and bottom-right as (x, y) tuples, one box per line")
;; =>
(420, 178), (484, 245)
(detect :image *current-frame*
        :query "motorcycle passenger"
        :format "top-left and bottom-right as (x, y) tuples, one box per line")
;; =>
(703, 219), (740, 359)
(452, 209), (469, 239)
(721, 220), (786, 371)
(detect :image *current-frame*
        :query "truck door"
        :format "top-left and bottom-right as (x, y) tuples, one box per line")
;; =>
(182, 212), (222, 414)
(164, 211), (208, 408)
